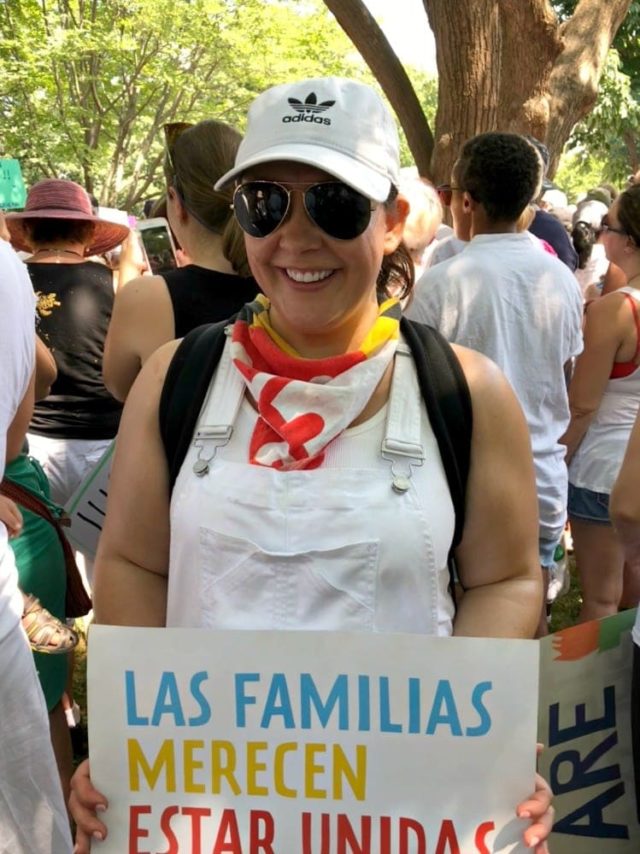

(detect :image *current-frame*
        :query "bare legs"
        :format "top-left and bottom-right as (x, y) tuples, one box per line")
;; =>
(570, 517), (624, 622)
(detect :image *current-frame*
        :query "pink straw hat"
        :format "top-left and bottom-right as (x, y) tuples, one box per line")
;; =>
(6, 179), (130, 256)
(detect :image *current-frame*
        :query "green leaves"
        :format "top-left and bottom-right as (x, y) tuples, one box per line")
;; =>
(563, 48), (640, 188)
(0, 0), (363, 209)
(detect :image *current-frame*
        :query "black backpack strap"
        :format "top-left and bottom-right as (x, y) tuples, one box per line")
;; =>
(159, 320), (230, 493)
(400, 317), (473, 553)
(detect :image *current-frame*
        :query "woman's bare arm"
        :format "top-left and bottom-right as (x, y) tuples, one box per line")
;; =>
(34, 334), (57, 399)
(102, 275), (175, 402)
(451, 345), (541, 639)
(92, 340), (180, 626)
(610, 409), (640, 564)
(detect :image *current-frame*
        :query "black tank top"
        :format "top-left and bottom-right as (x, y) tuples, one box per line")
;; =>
(28, 261), (123, 439)
(162, 265), (258, 338)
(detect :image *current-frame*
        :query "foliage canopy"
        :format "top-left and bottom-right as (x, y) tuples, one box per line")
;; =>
(0, 0), (362, 209)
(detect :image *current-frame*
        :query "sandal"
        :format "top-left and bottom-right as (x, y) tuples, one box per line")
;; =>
(21, 594), (79, 654)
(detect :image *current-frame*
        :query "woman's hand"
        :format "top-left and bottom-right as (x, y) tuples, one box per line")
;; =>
(0, 495), (23, 538)
(117, 231), (148, 288)
(69, 759), (108, 853)
(516, 746), (554, 852)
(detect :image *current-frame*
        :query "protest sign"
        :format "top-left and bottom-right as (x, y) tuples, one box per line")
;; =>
(89, 626), (539, 853)
(0, 159), (26, 210)
(65, 441), (114, 558)
(538, 609), (639, 852)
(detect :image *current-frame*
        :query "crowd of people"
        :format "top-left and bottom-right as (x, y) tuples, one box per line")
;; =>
(1, 74), (639, 853)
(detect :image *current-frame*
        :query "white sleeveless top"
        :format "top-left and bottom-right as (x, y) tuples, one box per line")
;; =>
(569, 287), (640, 494)
(167, 337), (456, 635)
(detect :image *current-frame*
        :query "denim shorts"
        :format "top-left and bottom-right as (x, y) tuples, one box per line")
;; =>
(567, 483), (611, 524)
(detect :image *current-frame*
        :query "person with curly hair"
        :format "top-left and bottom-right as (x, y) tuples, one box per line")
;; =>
(408, 132), (583, 635)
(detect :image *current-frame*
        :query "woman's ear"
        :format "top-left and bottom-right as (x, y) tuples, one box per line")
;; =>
(383, 194), (410, 255)
(167, 187), (188, 224)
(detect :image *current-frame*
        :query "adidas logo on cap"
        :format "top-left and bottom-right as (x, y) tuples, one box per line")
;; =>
(282, 92), (335, 125)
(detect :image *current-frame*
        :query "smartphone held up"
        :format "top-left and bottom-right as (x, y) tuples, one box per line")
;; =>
(136, 217), (178, 275)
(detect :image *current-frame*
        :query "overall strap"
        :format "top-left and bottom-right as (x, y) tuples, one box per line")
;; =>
(159, 320), (230, 493)
(381, 341), (425, 493)
(160, 315), (474, 547)
(399, 317), (473, 551)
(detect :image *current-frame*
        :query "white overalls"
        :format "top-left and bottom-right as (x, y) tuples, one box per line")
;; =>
(167, 338), (456, 636)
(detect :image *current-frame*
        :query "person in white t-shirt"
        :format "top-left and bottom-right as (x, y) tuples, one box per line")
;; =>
(0, 239), (72, 853)
(407, 132), (584, 636)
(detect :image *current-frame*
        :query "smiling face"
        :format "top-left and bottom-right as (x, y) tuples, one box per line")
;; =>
(241, 162), (407, 357)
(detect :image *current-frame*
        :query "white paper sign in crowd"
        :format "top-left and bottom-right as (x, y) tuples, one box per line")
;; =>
(88, 627), (539, 853)
(64, 440), (114, 559)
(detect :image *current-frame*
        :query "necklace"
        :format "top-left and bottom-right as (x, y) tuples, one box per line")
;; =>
(30, 248), (85, 263)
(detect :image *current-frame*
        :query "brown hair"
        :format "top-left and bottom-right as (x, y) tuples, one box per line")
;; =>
(22, 219), (95, 249)
(165, 120), (249, 275)
(617, 184), (640, 247)
(377, 186), (415, 301)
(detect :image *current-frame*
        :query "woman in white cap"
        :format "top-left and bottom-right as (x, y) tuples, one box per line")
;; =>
(70, 77), (551, 851)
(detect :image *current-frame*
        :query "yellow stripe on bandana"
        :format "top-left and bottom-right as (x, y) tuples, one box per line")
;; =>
(244, 293), (401, 358)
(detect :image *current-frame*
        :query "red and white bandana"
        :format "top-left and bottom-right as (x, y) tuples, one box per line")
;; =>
(230, 295), (401, 470)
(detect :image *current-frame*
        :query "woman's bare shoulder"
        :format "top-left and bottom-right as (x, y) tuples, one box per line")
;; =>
(450, 343), (508, 396)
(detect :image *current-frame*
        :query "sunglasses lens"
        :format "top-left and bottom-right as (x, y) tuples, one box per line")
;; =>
(234, 182), (289, 238)
(305, 183), (372, 240)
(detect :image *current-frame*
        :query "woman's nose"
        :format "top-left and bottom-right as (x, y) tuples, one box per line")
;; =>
(276, 190), (323, 248)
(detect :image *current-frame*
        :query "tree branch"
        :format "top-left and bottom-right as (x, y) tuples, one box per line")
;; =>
(323, 0), (434, 177)
(545, 0), (633, 170)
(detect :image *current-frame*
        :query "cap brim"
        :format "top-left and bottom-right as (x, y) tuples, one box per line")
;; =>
(215, 143), (392, 202)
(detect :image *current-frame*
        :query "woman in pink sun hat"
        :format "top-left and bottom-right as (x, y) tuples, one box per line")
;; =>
(6, 179), (129, 587)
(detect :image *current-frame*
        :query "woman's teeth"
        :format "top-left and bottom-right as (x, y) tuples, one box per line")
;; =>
(286, 269), (333, 283)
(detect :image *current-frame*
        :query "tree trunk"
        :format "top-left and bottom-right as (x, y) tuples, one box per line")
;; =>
(325, 0), (632, 186)
(623, 129), (639, 173)
(323, 0), (434, 178)
(544, 0), (634, 175)
(424, 0), (502, 183)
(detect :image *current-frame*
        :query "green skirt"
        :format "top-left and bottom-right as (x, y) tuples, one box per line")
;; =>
(6, 454), (68, 711)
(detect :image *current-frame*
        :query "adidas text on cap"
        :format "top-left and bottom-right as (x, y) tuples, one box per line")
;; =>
(215, 77), (400, 203)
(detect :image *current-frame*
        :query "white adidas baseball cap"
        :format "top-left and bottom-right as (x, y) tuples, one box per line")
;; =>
(215, 77), (400, 203)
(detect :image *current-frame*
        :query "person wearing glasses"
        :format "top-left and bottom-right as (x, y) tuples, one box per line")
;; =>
(562, 184), (640, 622)
(102, 120), (258, 402)
(70, 78), (552, 852)
(407, 133), (583, 636)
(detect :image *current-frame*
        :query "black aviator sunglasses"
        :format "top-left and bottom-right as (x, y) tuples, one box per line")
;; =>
(232, 180), (377, 241)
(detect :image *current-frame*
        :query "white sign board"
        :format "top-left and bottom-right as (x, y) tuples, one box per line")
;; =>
(89, 627), (539, 853)
(538, 609), (639, 852)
